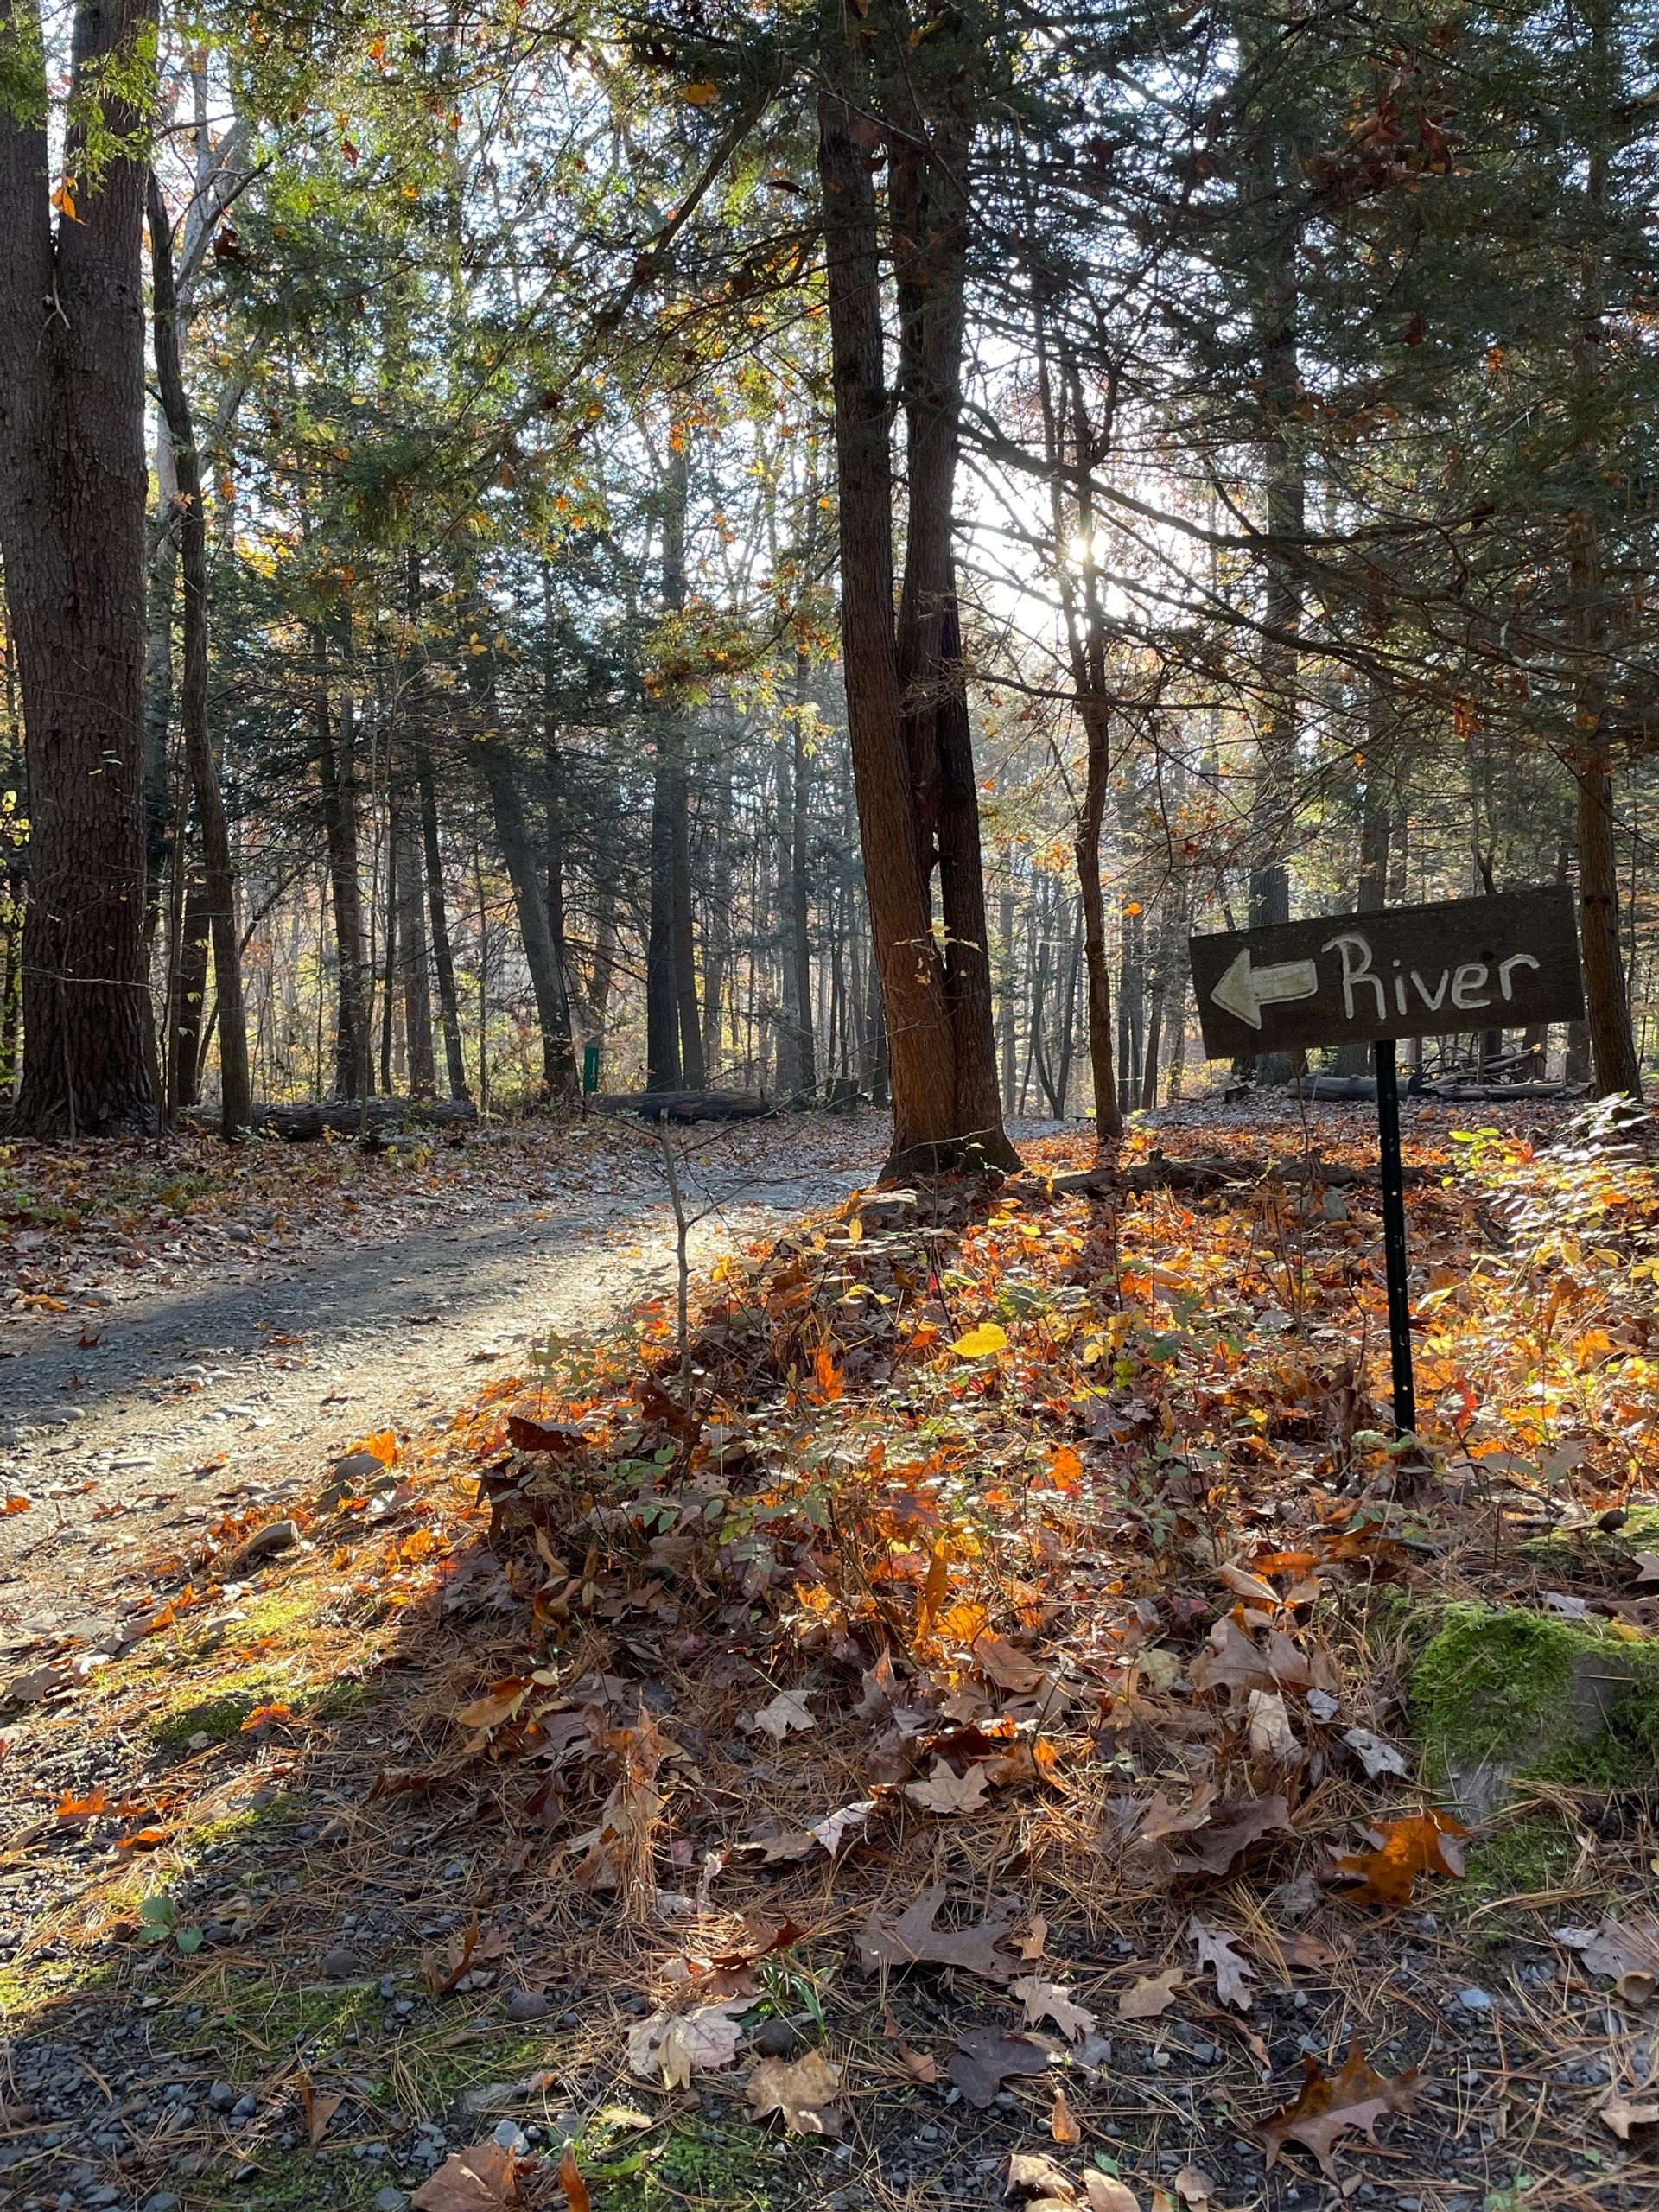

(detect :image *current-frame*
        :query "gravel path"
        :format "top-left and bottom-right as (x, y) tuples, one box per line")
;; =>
(0, 1116), (887, 1633)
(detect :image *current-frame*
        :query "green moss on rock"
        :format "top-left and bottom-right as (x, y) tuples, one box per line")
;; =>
(1410, 1603), (1659, 1815)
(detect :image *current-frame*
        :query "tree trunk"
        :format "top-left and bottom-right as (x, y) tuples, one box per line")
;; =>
(645, 753), (681, 1090)
(1576, 721), (1641, 1097)
(392, 766), (435, 1096)
(817, 74), (1014, 1176)
(671, 765), (704, 1086)
(478, 730), (577, 1099)
(149, 171), (251, 1137)
(419, 746), (469, 1100)
(172, 873), (210, 1109)
(0, 0), (159, 1133)
(790, 651), (816, 1095)
(313, 627), (368, 1098)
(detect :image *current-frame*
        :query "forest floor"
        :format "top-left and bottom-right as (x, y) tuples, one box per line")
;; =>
(2, 1095), (1657, 2212)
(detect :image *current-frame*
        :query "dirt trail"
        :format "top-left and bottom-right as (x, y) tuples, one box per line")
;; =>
(0, 1116), (888, 1631)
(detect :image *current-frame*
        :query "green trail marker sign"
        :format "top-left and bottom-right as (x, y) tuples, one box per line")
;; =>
(1189, 885), (1586, 1442)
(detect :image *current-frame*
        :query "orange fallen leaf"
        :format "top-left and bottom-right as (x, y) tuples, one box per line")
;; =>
(1333, 1810), (1467, 1906)
(240, 1700), (293, 1732)
(56, 1788), (108, 1820)
(1050, 2085), (1081, 2143)
(3, 1495), (30, 1514)
(557, 2145), (590, 2212)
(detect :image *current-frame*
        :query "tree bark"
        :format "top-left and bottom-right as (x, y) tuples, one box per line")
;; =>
(148, 171), (251, 1137)
(312, 626), (369, 1098)
(817, 70), (1014, 1176)
(478, 730), (577, 1099)
(0, 0), (159, 1133)
(392, 767), (435, 1096)
(419, 746), (468, 1101)
(645, 754), (680, 1090)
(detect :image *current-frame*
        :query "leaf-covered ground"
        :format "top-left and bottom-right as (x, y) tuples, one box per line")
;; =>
(3, 1098), (1657, 2212)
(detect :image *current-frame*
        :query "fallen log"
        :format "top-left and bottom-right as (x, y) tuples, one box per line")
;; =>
(1420, 1080), (1583, 1102)
(187, 1096), (478, 1141)
(1290, 1075), (1377, 1103)
(590, 1088), (772, 1123)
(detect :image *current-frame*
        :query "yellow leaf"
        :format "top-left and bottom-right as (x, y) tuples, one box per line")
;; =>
(682, 81), (721, 105)
(950, 1322), (1007, 1358)
(52, 178), (79, 222)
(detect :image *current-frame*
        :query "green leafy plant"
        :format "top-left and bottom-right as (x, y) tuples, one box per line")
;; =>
(136, 1892), (203, 1955)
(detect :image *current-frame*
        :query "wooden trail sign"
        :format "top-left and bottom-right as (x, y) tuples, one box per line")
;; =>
(1187, 884), (1586, 1446)
(1190, 886), (1584, 1062)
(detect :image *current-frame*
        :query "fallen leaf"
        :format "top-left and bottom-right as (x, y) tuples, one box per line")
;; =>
(1012, 1974), (1098, 2042)
(1274, 1930), (1339, 1973)
(1172, 2164), (1212, 2206)
(810, 1799), (875, 1853)
(1116, 1967), (1184, 2019)
(1633, 1550), (1659, 1586)
(297, 2081), (343, 2150)
(1333, 1811), (1468, 1906)
(906, 1759), (991, 1815)
(55, 1788), (109, 1820)
(454, 1677), (533, 1735)
(1050, 2086), (1081, 2143)
(2, 1495), (29, 1515)
(1082, 2177), (1141, 2212)
(857, 1883), (1018, 1981)
(1189, 1917), (1254, 2010)
(411, 2139), (525, 2209)
(951, 1321), (1008, 1357)
(972, 1632), (1046, 1693)
(506, 1414), (585, 1453)
(1216, 1561), (1281, 1606)
(1599, 2092), (1659, 2139)
(900, 2047), (938, 2083)
(1139, 1787), (1297, 1877)
(1019, 1914), (1050, 1960)
(626, 1998), (748, 2088)
(746, 2050), (844, 2136)
(750, 1690), (815, 1740)
(1342, 1727), (1409, 1779)
(1006, 2150), (1076, 2199)
(1258, 2041), (1421, 2177)
(1562, 1912), (1659, 2003)
(1187, 1616), (1276, 1699)
(557, 2145), (590, 2212)
(1246, 1688), (1300, 1764)
(947, 2028), (1053, 2107)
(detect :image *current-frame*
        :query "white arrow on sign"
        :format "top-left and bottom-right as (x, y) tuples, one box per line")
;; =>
(1211, 947), (1319, 1030)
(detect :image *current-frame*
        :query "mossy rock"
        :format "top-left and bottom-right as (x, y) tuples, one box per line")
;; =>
(1411, 1603), (1659, 1817)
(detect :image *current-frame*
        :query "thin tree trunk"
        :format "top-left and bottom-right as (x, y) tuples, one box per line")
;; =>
(478, 731), (577, 1099)
(393, 767), (435, 1096)
(645, 756), (681, 1090)
(149, 171), (251, 1135)
(671, 765), (704, 1085)
(790, 650), (816, 1095)
(313, 628), (368, 1098)
(172, 874), (211, 1109)
(419, 747), (468, 1100)
(379, 810), (397, 1092)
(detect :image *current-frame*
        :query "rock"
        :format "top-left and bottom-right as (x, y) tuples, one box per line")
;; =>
(505, 1990), (551, 2023)
(373, 2190), (410, 2212)
(142, 2195), (183, 2212)
(231, 2094), (257, 2120)
(220, 1518), (299, 1575)
(320, 1945), (360, 1980)
(752, 2018), (801, 2058)
(1411, 1603), (1659, 1818)
(207, 2080), (237, 2110)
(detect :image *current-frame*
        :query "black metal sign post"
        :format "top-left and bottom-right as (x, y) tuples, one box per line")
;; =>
(1191, 887), (1586, 1442)
(1372, 1038), (1415, 1434)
